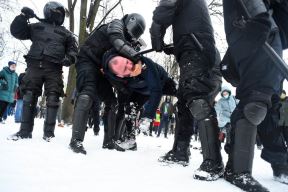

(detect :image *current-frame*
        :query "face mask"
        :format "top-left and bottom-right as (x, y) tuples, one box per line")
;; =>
(9, 65), (16, 71)
(280, 94), (286, 99)
(130, 63), (142, 77)
(223, 95), (229, 99)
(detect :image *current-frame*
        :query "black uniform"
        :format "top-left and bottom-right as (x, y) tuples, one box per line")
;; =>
(10, 10), (78, 140)
(69, 14), (145, 154)
(150, 0), (223, 180)
(222, 0), (287, 191)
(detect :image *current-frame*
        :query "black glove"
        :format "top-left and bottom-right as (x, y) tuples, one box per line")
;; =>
(21, 7), (35, 19)
(0, 79), (8, 90)
(61, 58), (72, 67)
(150, 22), (165, 52)
(163, 44), (174, 55)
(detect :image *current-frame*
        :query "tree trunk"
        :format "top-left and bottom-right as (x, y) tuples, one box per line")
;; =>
(62, 0), (78, 124)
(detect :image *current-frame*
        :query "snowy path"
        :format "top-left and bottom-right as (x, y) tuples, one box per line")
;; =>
(0, 117), (287, 192)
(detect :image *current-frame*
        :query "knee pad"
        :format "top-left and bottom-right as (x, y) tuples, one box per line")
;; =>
(189, 99), (211, 120)
(76, 94), (93, 110)
(23, 91), (35, 103)
(244, 102), (267, 126)
(46, 93), (60, 108)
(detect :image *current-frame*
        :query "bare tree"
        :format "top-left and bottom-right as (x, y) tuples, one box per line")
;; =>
(207, 0), (223, 17)
(0, 0), (13, 58)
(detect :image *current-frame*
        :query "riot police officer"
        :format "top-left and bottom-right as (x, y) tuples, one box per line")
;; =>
(69, 13), (146, 155)
(150, 0), (223, 181)
(222, 0), (288, 191)
(9, 1), (78, 142)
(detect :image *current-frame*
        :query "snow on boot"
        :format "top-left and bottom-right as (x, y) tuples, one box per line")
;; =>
(43, 135), (55, 142)
(103, 140), (126, 152)
(272, 164), (288, 184)
(224, 168), (269, 192)
(193, 159), (224, 181)
(69, 139), (87, 155)
(158, 141), (190, 166)
(117, 139), (137, 151)
(7, 132), (32, 141)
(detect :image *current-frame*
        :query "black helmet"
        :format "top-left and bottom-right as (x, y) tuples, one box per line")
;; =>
(122, 13), (146, 40)
(44, 1), (65, 25)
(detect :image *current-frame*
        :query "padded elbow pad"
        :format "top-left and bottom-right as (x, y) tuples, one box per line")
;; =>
(107, 19), (125, 36)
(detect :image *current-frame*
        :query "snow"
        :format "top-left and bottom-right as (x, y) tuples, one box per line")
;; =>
(0, 116), (287, 192)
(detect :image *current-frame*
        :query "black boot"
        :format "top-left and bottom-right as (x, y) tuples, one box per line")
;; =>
(69, 139), (87, 155)
(43, 107), (58, 142)
(43, 95), (59, 142)
(8, 91), (36, 141)
(272, 164), (288, 184)
(102, 105), (125, 152)
(224, 119), (269, 191)
(193, 116), (224, 181)
(158, 140), (190, 166)
(69, 95), (92, 153)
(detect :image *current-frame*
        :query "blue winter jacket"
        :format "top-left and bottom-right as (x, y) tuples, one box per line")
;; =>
(103, 54), (168, 119)
(215, 95), (237, 128)
(0, 67), (18, 103)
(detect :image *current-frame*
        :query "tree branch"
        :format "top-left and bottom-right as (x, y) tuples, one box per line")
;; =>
(95, 0), (123, 29)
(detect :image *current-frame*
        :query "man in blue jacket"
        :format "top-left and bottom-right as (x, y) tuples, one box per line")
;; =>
(0, 61), (18, 122)
(101, 49), (177, 150)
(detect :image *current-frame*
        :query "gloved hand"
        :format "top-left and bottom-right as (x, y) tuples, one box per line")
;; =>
(61, 57), (72, 67)
(21, 7), (35, 19)
(150, 22), (165, 52)
(163, 44), (174, 55)
(0, 79), (8, 90)
(139, 117), (152, 134)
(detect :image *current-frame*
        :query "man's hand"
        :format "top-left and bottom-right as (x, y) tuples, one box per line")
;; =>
(61, 58), (72, 67)
(139, 117), (152, 134)
(163, 44), (174, 55)
(21, 7), (35, 19)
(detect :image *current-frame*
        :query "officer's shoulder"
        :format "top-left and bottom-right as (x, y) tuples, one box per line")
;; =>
(58, 25), (70, 32)
(30, 22), (43, 27)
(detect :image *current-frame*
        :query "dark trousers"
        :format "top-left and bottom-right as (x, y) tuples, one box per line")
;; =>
(0, 100), (9, 120)
(258, 104), (288, 166)
(157, 115), (169, 137)
(116, 92), (149, 140)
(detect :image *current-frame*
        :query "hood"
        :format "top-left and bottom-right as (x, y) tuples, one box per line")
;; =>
(221, 86), (231, 97)
(3, 66), (14, 74)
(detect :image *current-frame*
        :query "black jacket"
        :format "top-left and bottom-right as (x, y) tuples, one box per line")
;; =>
(10, 14), (78, 66)
(102, 55), (169, 119)
(77, 19), (139, 73)
(151, 0), (214, 59)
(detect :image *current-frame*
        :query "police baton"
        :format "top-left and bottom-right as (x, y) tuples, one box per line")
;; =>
(238, 0), (288, 80)
(135, 44), (174, 56)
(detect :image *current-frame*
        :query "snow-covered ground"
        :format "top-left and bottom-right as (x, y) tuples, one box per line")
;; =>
(0, 116), (287, 192)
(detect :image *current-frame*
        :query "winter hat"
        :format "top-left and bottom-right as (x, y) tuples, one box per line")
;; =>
(8, 61), (16, 66)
